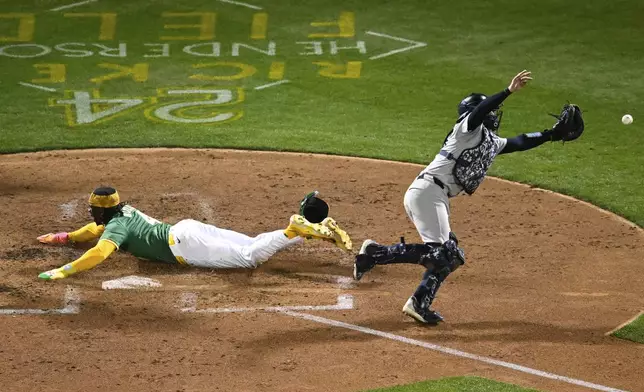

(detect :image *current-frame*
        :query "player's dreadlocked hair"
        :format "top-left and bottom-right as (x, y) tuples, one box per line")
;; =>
(88, 187), (125, 225)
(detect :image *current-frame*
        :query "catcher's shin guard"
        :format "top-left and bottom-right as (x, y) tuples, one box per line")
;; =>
(362, 240), (436, 266)
(361, 233), (465, 269)
(410, 233), (466, 317)
(413, 270), (440, 307)
(421, 233), (465, 273)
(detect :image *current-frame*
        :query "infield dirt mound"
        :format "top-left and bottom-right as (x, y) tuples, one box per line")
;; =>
(0, 148), (642, 392)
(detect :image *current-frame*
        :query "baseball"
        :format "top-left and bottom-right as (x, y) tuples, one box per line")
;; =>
(622, 114), (633, 125)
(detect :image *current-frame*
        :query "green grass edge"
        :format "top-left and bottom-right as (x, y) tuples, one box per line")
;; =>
(362, 376), (540, 392)
(611, 313), (644, 344)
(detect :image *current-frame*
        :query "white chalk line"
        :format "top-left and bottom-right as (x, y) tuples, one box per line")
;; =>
(19, 82), (57, 92)
(50, 0), (97, 12)
(198, 199), (216, 222)
(179, 273), (355, 313)
(59, 198), (80, 218)
(605, 311), (644, 336)
(179, 292), (198, 312)
(0, 286), (80, 315)
(561, 292), (610, 297)
(159, 193), (215, 222)
(336, 275), (355, 289)
(279, 311), (628, 392)
(365, 31), (427, 60)
(254, 80), (290, 90)
(179, 292), (353, 313)
(161, 192), (196, 197)
(218, 0), (262, 10)
(365, 31), (426, 45)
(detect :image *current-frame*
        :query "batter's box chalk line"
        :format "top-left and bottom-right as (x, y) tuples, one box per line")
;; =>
(278, 311), (630, 392)
(178, 292), (354, 313)
(0, 286), (80, 315)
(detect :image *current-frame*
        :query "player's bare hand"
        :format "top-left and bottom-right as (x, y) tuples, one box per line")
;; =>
(37, 232), (69, 245)
(508, 70), (532, 93)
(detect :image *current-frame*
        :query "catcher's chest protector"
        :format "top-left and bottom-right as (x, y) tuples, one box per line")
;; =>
(442, 129), (500, 195)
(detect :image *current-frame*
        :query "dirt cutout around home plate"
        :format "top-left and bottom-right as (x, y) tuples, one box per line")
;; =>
(0, 149), (642, 392)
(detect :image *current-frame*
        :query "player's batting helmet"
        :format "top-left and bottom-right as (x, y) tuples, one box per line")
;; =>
(88, 187), (123, 225)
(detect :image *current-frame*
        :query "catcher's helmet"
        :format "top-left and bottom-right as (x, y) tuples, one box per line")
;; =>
(458, 93), (503, 133)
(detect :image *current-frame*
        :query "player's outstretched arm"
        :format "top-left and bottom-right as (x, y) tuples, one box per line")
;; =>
(37, 232), (70, 245)
(498, 130), (557, 155)
(500, 102), (584, 154)
(37, 222), (105, 245)
(38, 239), (116, 280)
(467, 70), (532, 131)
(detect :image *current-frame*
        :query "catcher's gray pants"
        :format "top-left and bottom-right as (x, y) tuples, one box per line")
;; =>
(404, 178), (451, 244)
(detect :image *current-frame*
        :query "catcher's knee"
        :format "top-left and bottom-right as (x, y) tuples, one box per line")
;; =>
(420, 232), (465, 275)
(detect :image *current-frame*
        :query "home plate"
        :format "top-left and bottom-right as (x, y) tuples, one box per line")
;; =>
(102, 275), (162, 290)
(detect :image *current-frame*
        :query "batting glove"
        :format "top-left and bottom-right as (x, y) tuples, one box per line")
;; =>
(38, 268), (67, 280)
(37, 232), (69, 245)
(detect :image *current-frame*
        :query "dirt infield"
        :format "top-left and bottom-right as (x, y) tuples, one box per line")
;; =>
(1, 149), (643, 392)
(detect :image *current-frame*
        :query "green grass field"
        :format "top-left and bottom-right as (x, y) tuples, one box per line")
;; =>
(1, 0), (643, 225)
(1, 0), (643, 389)
(363, 376), (539, 392)
(611, 313), (644, 344)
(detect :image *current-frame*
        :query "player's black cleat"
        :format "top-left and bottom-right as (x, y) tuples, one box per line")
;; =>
(402, 296), (444, 325)
(353, 239), (377, 280)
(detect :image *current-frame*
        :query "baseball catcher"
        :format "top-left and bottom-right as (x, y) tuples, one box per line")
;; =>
(353, 70), (584, 324)
(37, 187), (352, 280)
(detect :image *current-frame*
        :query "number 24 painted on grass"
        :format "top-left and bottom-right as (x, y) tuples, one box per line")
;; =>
(48, 87), (244, 127)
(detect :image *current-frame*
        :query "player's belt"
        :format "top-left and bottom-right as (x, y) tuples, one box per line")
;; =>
(416, 172), (446, 190)
(168, 233), (188, 265)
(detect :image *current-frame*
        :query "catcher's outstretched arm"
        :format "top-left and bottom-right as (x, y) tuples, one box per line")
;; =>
(38, 239), (116, 280)
(467, 88), (512, 131)
(498, 130), (556, 155)
(500, 103), (584, 154)
(468, 70), (532, 131)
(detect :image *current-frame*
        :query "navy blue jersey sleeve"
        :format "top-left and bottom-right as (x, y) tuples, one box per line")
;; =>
(499, 130), (555, 155)
(467, 88), (512, 131)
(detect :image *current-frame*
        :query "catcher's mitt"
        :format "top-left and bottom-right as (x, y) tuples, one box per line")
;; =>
(550, 103), (584, 142)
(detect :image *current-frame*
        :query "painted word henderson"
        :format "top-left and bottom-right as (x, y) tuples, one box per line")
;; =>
(0, 12), (365, 58)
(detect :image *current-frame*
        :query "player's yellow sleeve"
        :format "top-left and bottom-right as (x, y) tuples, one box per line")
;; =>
(68, 222), (105, 242)
(38, 240), (116, 280)
(62, 240), (116, 276)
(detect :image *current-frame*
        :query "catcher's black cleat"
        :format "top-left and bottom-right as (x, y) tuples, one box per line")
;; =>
(402, 296), (444, 325)
(353, 239), (377, 281)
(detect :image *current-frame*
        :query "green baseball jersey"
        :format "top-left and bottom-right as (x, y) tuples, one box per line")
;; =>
(100, 205), (177, 264)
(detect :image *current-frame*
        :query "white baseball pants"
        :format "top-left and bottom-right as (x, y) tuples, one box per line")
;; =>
(168, 219), (302, 269)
